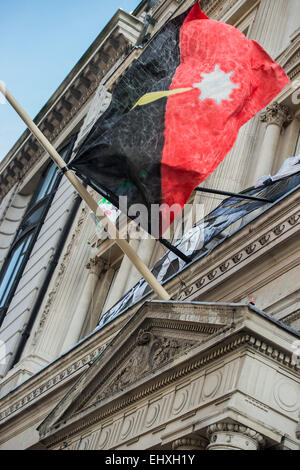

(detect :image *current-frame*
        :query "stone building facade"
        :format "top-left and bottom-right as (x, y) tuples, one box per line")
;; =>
(0, 0), (300, 450)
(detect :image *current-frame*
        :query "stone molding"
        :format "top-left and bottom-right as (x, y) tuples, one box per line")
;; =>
(0, 10), (144, 200)
(0, 344), (106, 423)
(260, 102), (293, 128)
(0, 303), (226, 424)
(282, 309), (300, 326)
(64, 323), (218, 418)
(1, 273), (300, 429)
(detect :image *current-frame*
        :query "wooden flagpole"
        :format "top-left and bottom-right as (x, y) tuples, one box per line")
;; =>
(0, 82), (170, 301)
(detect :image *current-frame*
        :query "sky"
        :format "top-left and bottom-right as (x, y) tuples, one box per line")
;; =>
(0, 0), (140, 161)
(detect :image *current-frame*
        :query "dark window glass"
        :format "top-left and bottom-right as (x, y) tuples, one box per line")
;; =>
(0, 138), (75, 326)
(0, 233), (33, 308)
(34, 164), (58, 203)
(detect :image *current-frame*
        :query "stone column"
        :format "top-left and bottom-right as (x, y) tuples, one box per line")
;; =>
(254, 103), (293, 181)
(172, 437), (207, 451)
(207, 422), (265, 451)
(61, 257), (104, 351)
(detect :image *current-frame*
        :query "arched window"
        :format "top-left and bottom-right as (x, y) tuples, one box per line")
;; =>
(0, 138), (75, 326)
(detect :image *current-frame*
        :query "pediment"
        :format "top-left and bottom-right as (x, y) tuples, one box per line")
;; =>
(84, 329), (199, 407)
(38, 301), (242, 440)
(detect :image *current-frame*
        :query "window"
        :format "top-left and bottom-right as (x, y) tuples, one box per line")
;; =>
(0, 138), (75, 327)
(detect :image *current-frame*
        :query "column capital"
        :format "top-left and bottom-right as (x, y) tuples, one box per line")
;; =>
(260, 102), (293, 128)
(171, 437), (207, 451)
(207, 422), (266, 450)
(85, 257), (106, 275)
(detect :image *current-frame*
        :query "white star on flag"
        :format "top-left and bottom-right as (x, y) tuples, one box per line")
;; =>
(193, 64), (240, 105)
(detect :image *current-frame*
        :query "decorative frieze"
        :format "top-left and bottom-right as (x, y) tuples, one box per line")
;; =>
(282, 309), (300, 326)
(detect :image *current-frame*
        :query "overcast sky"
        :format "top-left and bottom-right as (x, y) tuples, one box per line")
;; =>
(0, 0), (140, 161)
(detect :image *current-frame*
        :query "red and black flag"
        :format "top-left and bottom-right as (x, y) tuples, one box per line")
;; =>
(70, 1), (289, 237)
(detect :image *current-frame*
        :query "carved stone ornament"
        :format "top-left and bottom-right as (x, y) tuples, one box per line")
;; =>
(260, 102), (293, 128)
(85, 257), (106, 275)
(37, 302), (299, 448)
(95, 330), (196, 402)
(207, 421), (266, 450)
(35, 302), (237, 440)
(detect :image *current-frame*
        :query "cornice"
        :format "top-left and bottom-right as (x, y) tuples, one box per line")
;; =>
(0, 348), (96, 424)
(282, 309), (300, 326)
(0, 320), (122, 424)
(0, 10), (143, 201)
(35, 302), (236, 435)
